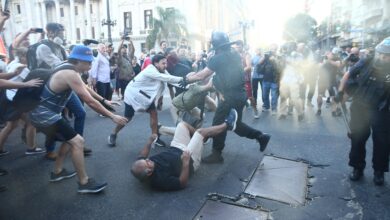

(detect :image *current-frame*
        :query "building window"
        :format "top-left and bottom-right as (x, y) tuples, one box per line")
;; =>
(92, 27), (95, 39)
(124, 12), (132, 32)
(16, 4), (21, 14)
(60, 8), (64, 17)
(75, 6), (78, 15)
(141, 43), (146, 53)
(144, 9), (153, 29)
(90, 4), (93, 14)
(76, 28), (81, 40)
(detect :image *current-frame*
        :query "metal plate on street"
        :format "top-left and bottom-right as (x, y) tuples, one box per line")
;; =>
(245, 156), (309, 206)
(193, 199), (269, 220)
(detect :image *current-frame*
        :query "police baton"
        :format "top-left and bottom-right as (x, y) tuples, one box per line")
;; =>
(333, 86), (351, 138)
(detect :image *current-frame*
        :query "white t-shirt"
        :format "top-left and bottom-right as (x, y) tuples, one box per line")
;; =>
(6, 59), (30, 101)
(0, 60), (7, 73)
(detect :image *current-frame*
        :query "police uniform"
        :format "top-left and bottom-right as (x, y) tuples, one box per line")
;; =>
(347, 39), (390, 185)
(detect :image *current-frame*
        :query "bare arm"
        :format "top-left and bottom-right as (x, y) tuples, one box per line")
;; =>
(244, 53), (252, 73)
(117, 39), (125, 54)
(138, 134), (157, 158)
(12, 28), (32, 48)
(0, 65), (27, 79)
(179, 151), (191, 188)
(186, 67), (214, 83)
(129, 41), (135, 59)
(0, 78), (42, 89)
(0, 10), (10, 32)
(66, 72), (128, 125)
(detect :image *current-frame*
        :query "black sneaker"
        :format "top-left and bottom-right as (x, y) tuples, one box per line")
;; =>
(83, 147), (92, 155)
(49, 169), (77, 182)
(155, 138), (166, 147)
(0, 150), (9, 156)
(0, 185), (6, 192)
(278, 115), (287, 120)
(108, 134), (117, 146)
(78, 178), (107, 194)
(0, 168), (8, 176)
(373, 171), (384, 186)
(25, 147), (46, 155)
(298, 114), (304, 122)
(202, 151), (224, 164)
(316, 110), (321, 116)
(225, 109), (238, 131)
(256, 134), (271, 152)
(349, 168), (363, 181)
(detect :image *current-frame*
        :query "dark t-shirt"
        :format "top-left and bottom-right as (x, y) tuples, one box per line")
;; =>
(148, 147), (194, 191)
(133, 63), (141, 76)
(170, 63), (192, 95)
(349, 58), (389, 108)
(207, 49), (245, 99)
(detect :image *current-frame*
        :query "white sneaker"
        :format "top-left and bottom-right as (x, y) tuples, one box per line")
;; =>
(253, 109), (259, 119)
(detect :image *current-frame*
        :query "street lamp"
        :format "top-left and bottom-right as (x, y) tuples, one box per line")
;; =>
(239, 20), (254, 46)
(101, 0), (116, 43)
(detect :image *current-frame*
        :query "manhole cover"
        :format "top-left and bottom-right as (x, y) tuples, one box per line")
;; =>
(245, 156), (309, 206)
(193, 199), (269, 220)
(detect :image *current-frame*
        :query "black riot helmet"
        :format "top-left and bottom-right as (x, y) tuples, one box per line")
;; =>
(210, 31), (234, 51)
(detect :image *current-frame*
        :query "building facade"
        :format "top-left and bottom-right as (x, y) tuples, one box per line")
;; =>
(2, 0), (251, 55)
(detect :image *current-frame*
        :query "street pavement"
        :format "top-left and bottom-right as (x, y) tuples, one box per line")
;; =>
(0, 97), (389, 220)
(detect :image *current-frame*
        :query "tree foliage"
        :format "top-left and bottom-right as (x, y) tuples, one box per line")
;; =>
(146, 7), (188, 50)
(283, 13), (318, 42)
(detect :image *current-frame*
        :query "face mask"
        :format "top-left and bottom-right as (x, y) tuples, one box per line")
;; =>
(53, 36), (64, 46)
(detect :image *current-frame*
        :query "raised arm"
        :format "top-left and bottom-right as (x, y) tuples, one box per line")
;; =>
(0, 10), (10, 32)
(138, 134), (158, 158)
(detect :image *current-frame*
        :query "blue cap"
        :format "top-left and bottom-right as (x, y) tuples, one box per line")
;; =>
(68, 45), (94, 62)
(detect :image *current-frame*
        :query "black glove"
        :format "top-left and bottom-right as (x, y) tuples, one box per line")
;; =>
(178, 76), (187, 89)
(334, 91), (344, 103)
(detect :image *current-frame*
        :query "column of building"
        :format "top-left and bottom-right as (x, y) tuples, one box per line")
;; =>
(69, 0), (76, 43)
(85, 0), (92, 39)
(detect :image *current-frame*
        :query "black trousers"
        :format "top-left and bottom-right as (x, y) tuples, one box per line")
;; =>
(212, 92), (262, 152)
(252, 78), (263, 105)
(96, 81), (112, 100)
(117, 79), (130, 97)
(349, 101), (390, 172)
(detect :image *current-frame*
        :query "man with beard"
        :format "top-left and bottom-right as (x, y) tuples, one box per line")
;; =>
(107, 54), (185, 147)
(336, 37), (390, 186)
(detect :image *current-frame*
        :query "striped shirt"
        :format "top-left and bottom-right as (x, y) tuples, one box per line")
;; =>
(29, 84), (72, 127)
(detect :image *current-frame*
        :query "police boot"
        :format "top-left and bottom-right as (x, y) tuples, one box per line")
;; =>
(373, 171), (384, 186)
(202, 151), (224, 164)
(349, 168), (363, 181)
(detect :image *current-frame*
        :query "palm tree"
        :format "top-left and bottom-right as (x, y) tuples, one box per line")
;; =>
(146, 7), (188, 50)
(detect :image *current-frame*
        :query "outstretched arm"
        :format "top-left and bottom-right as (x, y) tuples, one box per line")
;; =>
(138, 134), (158, 158)
(66, 71), (128, 125)
(0, 78), (42, 89)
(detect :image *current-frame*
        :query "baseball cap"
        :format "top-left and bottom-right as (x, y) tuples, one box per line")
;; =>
(68, 45), (94, 62)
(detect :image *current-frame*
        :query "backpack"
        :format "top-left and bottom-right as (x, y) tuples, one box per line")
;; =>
(27, 40), (67, 71)
(12, 63), (76, 113)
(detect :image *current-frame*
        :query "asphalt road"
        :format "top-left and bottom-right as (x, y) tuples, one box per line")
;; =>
(0, 98), (389, 220)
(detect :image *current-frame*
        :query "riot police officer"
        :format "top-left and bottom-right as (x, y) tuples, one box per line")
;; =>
(183, 31), (271, 163)
(336, 37), (390, 185)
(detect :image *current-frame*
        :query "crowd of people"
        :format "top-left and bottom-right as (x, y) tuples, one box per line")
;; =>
(0, 8), (389, 194)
